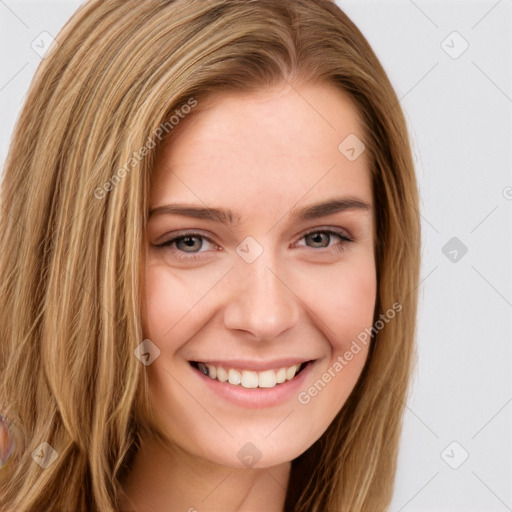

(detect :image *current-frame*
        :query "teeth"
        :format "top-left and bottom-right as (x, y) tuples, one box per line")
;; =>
(228, 369), (241, 385)
(276, 368), (286, 384)
(240, 370), (258, 389)
(207, 365), (217, 379)
(217, 366), (228, 383)
(195, 362), (303, 389)
(258, 369), (276, 388)
(285, 365), (298, 380)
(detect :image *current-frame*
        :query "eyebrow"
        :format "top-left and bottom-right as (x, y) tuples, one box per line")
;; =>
(148, 197), (371, 225)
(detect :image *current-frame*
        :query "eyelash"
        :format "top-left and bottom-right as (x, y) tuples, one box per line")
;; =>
(154, 228), (353, 262)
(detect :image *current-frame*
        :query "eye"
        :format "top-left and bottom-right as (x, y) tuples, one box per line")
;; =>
(155, 232), (217, 261)
(154, 228), (353, 261)
(295, 228), (353, 253)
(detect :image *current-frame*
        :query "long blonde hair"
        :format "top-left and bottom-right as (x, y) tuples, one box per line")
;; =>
(0, 0), (421, 510)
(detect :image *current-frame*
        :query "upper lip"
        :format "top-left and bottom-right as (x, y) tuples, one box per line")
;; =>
(189, 358), (313, 371)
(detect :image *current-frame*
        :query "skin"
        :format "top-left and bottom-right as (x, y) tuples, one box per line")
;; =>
(120, 81), (377, 512)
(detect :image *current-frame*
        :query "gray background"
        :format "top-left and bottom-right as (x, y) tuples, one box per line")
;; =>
(1, 1), (511, 510)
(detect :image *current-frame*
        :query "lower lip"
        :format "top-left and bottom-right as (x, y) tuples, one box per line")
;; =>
(191, 361), (315, 409)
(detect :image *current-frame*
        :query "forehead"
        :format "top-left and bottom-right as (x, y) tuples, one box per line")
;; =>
(150, 82), (372, 224)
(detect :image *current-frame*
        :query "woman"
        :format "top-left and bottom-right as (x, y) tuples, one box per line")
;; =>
(0, 0), (421, 510)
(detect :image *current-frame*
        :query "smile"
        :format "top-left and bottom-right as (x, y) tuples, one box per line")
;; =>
(190, 361), (309, 389)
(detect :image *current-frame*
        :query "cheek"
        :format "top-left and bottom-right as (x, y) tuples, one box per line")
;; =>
(333, 265), (377, 350)
(294, 254), (377, 351)
(293, 259), (376, 433)
(141, 262), (219, 341)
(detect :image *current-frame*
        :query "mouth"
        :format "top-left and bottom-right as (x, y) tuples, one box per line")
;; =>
(189, 360), (312, 389)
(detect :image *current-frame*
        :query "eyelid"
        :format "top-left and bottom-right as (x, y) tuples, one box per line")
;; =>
(297, 225), (352, 243)
(153, 229), (213, 246)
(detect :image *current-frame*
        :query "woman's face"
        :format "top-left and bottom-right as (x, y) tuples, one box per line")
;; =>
(143, 81), (376, 468)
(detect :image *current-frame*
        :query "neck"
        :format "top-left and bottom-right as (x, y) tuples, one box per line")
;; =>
(118, 435), (291, 512)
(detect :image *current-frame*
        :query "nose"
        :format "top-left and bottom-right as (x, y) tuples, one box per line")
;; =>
(223, 251), (301, 341)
